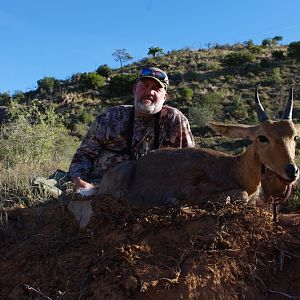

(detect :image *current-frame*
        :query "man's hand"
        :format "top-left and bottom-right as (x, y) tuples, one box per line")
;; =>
(72, 177), (95, 191)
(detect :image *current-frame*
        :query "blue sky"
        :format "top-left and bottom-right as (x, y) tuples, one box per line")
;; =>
(1, 0), (300, 93)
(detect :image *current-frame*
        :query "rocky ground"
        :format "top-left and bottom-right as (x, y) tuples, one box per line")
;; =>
(1, 195), (300, 300)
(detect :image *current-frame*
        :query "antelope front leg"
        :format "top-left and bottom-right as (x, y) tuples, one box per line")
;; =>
(97, 160), (137, 198)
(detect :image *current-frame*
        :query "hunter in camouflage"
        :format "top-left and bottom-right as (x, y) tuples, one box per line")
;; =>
(69, 67), (195, 191)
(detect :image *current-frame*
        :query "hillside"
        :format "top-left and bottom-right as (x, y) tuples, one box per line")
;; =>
(1, 43), (300, 138)
(1, 43), (300, 300)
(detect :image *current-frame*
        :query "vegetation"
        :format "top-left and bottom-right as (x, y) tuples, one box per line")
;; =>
(288, 41), (300, 61)
(261, 36), (283, 47)
(0, 103), (78, 207)
(112, 48), (133, 67)
(148, 46), (164, 58)
(37, 76), (59, 93)
(96, 64), (112, 78)
(1, 38), (300, 210)
(79, 72), (106, 89)
(223, 51), (256, 66)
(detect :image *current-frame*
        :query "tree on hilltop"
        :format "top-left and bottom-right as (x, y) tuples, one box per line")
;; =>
(112, 49), (133, 68)
(148, 46), (164, 58)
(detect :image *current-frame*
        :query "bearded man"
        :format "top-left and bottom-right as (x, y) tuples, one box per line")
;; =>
(69, 67), (195, 192)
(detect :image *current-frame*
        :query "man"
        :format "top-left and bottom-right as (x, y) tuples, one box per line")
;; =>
(69, 67), (195, 192)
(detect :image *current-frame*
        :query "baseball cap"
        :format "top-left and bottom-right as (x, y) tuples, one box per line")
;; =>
(138, 67), (169, 90)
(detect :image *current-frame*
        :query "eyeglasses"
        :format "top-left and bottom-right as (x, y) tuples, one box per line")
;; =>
(139, 68), (168, 82)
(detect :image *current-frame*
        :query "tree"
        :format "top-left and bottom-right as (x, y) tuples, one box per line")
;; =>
(288, 41), (300, 61)
(148, 46), (164, 58)
(112, 49), (133, 68)
(273, 36), (283, 44)
(37, 77), (58, 93)
(96, 64), (112, 78)
(262, 38), (272, 47)
(79, 72), (106, 89)
(262, 36), (284, 47)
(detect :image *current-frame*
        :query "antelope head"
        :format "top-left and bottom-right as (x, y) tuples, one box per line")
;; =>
(210, 87), (300, 185)
(253, 87), (299, 183)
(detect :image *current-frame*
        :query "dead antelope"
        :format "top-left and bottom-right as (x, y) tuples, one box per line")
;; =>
(98, 87), (299, 206)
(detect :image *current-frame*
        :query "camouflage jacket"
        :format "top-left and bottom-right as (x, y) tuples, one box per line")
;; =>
(69, 105), (195, 180)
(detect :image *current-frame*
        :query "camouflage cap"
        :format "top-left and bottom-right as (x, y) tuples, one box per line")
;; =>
(138, 67), (169, 90)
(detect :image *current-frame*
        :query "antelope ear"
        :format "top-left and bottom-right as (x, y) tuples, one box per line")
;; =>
(208, 122), (258, 140)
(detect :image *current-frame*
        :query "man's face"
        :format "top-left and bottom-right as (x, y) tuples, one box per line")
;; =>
(133, 78), (167, 116)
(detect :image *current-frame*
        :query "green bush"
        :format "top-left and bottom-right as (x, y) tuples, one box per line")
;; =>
(1, 103), (78, 167)
(108, 73), (137, 96)
(197, 61), (221, 71)
(179, 86), (194, 101)
(0, 92), (11, 105)
(189, 105), (214, 127)
(248, 45), (262, 54)
(288, 41), (300, 61)
(96, 64), (112, 78)
(267, 67), (283, 85)
(201, 91), (223, 108)
(37, 77), (59, 93)
(79, 72), (106, 89)
(226, 96), (249, 120)
(223, 51), (256, 67)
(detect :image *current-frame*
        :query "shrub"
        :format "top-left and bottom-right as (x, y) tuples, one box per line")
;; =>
(288, 41), (300, 61)
(197, 61), (221, 71)
(223, 51), (255, 67)
(183, 70), (201, 81)
(179, 87), (194, 101)
(272, 50), (285, 60)
(96, 64), (112, 78)
(12, 91), (26, 103)
(0, 106), (78, 208)
(0, 108), (77, 167)
(248, 46), (262, 54)
(201, 91), (223, 109)
(37, 77), (59, 93)
(268, 67), (283, 85)
(188, 105), (214, 127)
(108, 73), (137, 96)
(79, 72), (106, 90)
(0, 92), (11, 106)
(226, 96), (249, 120)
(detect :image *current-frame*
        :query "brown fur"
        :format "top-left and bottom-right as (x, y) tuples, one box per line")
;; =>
(97, 120), (299, 205)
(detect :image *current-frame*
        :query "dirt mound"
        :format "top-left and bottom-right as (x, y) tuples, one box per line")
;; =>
(1, 196), (300, 300)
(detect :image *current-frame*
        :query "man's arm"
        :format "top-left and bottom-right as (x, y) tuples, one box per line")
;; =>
(69, 114), (105, 190)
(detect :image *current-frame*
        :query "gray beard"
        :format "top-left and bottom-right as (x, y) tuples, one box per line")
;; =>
(134, 99), (162, 115)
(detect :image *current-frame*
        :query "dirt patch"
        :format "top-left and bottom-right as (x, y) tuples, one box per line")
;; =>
(1, 196), (300, 300)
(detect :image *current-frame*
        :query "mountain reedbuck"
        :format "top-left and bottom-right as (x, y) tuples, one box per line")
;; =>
(98, 87), (299, 207)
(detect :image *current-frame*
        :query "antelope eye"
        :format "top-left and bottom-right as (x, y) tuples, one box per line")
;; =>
(257, 135), (269, 143)
(294, 136), (299, 142)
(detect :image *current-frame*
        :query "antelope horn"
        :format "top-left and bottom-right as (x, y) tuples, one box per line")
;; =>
(282, 86), (294, 120)
(255, 87), (269, 122)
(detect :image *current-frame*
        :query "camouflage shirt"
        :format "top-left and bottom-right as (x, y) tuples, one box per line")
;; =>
(69, 105), (195, 180)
